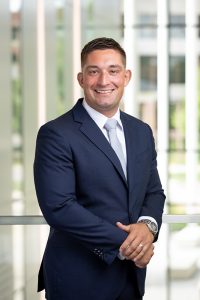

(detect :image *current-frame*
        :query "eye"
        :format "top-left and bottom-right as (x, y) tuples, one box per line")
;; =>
(109, 69), (119, 75)
(88, 69), (98, 75)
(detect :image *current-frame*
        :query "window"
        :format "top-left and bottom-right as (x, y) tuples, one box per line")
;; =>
(169, 56), (185, 84)
(139, 14), (157, 38)
(140, 56), (157, 91)
(169, 15), (185, 38)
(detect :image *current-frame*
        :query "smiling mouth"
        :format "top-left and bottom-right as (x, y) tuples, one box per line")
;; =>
(95, 89), (114, 94)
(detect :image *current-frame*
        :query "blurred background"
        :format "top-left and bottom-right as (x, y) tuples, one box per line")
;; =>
(0, 0), (200, 299)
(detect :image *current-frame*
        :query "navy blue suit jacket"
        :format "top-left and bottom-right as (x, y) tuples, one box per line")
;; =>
(34, 99), (165, 300)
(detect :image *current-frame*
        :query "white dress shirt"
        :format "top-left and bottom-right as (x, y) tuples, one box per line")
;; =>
(82, 99), (127, 164)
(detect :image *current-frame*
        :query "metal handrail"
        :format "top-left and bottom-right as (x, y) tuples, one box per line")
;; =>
(0, 214), (200, 225)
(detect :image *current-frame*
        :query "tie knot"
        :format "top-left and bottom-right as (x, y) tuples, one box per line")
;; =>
(104, 119), (118, 131)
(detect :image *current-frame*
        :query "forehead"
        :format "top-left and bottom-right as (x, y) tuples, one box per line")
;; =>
(83, 49), (124, 67)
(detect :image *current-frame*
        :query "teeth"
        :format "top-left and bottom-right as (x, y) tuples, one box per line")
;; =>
(95, 90), (112, 94)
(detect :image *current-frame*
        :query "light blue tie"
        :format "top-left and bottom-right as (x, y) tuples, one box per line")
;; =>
(104, 119), (127, 178)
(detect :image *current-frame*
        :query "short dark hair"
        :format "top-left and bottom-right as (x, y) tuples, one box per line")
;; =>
(81, 37), (126, 68)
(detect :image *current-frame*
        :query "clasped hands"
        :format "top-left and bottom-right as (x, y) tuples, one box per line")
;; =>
(116, 222), (154, 268)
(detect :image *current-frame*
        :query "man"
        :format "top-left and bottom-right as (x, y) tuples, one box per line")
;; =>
(34, 37), (165, 300)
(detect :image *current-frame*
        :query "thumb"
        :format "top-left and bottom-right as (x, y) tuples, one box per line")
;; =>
(116, 222), (130, 233)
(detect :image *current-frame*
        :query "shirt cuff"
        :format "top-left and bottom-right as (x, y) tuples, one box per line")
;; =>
(117, 251), (126, 260)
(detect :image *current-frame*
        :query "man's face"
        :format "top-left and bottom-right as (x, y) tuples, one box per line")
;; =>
(77, 49), (131, 117)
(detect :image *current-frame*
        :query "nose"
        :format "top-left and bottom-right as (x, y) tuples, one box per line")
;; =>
(97, 71), (109, 85)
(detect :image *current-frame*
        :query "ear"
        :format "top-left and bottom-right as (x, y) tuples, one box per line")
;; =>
(124, 69), (132, 86)
(77, 72), (84, 87)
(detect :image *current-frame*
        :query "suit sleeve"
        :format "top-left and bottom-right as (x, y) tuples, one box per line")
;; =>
(34, 124), (128, 264)
(139, 125), (166, 240)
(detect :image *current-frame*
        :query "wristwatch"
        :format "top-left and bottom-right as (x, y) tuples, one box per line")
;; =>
(138, 219), (158, 237)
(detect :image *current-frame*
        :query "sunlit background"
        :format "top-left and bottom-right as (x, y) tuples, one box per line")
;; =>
(0, 0), (200, 299)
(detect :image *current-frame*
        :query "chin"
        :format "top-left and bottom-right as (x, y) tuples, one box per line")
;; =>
(97, 97), (116, 105)
(99, 102), (118, 113)
(97, 101), (114, 109)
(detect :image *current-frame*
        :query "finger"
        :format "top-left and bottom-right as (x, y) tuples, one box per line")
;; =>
(119, 236), (137, 254)
(134, 245), (154, 264)
(134, 243), (150, 261)
(133, 244), (154, 267)
(134, 251), (154, 268)
(116, 222), (130, 233)
(134, 249), (146, 262)
(119, 227), (138, 253)
(121, 238), (144, 258)
(124, 242), (145, 260)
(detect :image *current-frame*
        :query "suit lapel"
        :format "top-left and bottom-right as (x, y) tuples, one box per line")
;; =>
(73, 99), (127, 185)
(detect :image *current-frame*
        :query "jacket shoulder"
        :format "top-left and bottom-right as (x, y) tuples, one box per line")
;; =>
(38, 109), (75, 136)
(121, 111), (151, 131)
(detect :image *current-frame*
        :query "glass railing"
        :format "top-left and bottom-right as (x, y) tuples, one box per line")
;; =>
(0, 215), (200, 300)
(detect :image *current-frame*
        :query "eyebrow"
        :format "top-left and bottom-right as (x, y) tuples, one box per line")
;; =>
(109, 65), (122, 69)
(85, 65), (99, 69)
(85, 64), (123, 69)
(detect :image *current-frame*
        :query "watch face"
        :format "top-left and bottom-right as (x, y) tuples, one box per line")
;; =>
(139, 219), (158, 234)
(149, 223), (158, 235)
(151, 223), (157, 231)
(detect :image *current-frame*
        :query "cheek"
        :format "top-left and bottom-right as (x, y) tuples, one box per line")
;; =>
(113, 76), (127, 86)
(83, 78), (97, 88)
(115, 80), (126, 90)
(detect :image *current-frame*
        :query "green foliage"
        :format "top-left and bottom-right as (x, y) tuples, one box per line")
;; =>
(168, 204), (187, 232)
(169, 100), (185, 150)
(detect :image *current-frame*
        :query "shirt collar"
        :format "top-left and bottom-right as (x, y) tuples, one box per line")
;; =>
(82, 99), (123, 130)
